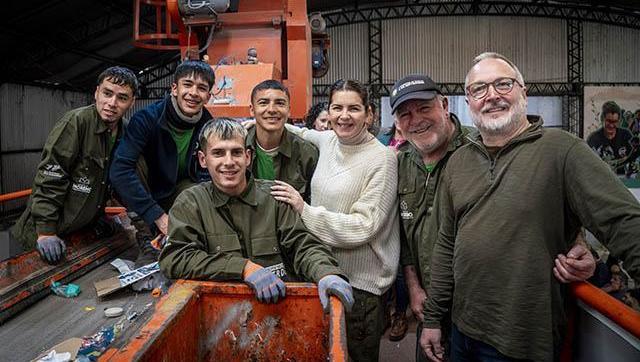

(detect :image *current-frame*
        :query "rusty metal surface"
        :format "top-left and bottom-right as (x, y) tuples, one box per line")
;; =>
(0, 245), (155, 361)
(105, 281), (348, 361)
(0, 229), (134, 323)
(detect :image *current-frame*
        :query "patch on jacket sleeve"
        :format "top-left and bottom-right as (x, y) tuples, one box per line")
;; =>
(42, 163), (64, 178)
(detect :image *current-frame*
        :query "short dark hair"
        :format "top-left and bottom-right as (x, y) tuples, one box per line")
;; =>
(250, 79), (290, 104)
(329, 79), (370, 112)
(97, 66), (138, 94)
(601, 101), (622, 122)
(305, 101), (328, 129)
(174, 60), (215, 89)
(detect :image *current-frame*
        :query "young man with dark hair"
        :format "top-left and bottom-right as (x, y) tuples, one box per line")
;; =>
(159, 118), (354, 310)
(12, 66), (138, 263)
(587, 100), (635, 174)
(247, 80), (318, 201)
(110, 60), (215, 237)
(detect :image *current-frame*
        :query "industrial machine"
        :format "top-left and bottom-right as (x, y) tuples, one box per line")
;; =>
(133, 0), (330, 119)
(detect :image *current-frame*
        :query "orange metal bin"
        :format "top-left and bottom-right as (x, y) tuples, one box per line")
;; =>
(102, 280), (347, 361)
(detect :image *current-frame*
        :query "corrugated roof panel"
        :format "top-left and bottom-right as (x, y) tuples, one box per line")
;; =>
(382, 16), (567, 84)
(584, 23), (640, 83)
(314, 23), (369, 85)
(0, 84), (90, 152)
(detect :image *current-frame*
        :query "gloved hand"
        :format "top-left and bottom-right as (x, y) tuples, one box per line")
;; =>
(318, 275), (354, 313)
(243, 260), (286, 303)
(36, 234), (66, 264)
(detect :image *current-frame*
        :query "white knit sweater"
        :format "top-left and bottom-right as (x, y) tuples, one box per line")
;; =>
(297, 129), (400, 296)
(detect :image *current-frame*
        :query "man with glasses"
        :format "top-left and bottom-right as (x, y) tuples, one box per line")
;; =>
(420, 52), (640, 362)
(391, 73), (594, 361)
(587, 100), (635, 174)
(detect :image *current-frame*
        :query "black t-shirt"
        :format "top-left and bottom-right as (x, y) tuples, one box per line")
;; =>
(587, 127), (633, 174)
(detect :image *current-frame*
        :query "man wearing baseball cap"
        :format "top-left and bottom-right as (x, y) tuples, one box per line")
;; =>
(390, 73), (595, 361)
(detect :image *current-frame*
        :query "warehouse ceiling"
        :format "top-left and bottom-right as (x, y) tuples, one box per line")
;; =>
(1, 0), (639, 92)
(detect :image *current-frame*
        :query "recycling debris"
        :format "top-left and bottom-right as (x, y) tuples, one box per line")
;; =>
(50, 281), (81, 298)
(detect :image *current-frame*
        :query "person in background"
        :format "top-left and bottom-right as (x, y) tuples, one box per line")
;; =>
(377, 121), (410, 342)
(11, 67), (137, 263)
(305, 101), (330, 131)
(587, 101), (635, 174)
(270, 79), (400, 362)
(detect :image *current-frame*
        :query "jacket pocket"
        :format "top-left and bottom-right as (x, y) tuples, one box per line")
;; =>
(251, 236), (281, 256)
(250, 236), (288, 279)
(207, 233), (242, 255)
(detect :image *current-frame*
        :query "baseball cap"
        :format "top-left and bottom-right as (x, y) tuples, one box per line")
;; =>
(389, 74), (441, 114)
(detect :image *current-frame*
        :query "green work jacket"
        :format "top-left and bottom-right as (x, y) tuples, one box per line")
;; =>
(12, 105), (122, 249)
(246, 127), (318, 202)
(159, 176), (344, 283)
(397, 113), (471, 287)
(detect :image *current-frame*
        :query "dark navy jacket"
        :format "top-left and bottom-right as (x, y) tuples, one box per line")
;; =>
(110, 96), (211, 226)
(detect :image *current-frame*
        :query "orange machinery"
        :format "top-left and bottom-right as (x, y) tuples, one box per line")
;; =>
(134, 0), (330, 120)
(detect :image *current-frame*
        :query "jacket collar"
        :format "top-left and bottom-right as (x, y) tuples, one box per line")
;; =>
(92, 104), (122, 135)
(210, 172), (258, 207)
(246, 126), (292, 158)
(468, 115), (544, 150)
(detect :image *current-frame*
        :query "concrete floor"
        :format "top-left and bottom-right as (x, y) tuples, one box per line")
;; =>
(379, 314), (419, 362)
(0, 248), (155, 362)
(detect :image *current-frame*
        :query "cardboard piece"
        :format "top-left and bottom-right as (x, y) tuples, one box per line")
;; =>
(94, 262), (159, 298)
(32, 338), (82, 362)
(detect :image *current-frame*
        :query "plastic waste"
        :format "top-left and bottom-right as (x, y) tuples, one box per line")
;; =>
(50, 281), (80, 298)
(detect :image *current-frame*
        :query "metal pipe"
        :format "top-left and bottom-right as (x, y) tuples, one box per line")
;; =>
(0, 189), (31, 203)
(571, 281), (640, 339)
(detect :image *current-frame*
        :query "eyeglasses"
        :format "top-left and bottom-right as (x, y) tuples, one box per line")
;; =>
(466, 77), (523, 100)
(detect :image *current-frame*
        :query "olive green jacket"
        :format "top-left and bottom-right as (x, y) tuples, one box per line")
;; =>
(246, 127), (318, 202)
(12, 105), (121, 249)
(159, 176), (345, 282)
(397, 113), (471, 287)
(424, 116), (640, 361)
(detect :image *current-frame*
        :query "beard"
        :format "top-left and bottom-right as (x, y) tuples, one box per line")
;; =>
(470, 95), (527, 136)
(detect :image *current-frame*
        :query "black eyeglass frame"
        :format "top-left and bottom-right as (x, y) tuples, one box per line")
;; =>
(465, 77), (523, 100)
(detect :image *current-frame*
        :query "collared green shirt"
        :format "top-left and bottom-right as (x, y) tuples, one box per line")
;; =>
(12, 104), (122, 249)
(397, 113), (471, 287)
(159, 176), (344, 282)
(246, 127), (318, 202)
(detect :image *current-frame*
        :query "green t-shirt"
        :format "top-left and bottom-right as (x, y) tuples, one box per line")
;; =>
(255, 146), (276, 180)
(425, 163), (436, 173)
(108, 129), (118, 154)
(168, 124), (194, 179)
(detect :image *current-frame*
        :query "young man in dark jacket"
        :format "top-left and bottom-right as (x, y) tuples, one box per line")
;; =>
(110, 61), (214, 236)
(12, 67), (137, 263)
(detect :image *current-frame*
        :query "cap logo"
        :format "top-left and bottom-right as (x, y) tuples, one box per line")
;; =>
(397, 80), (425, 92)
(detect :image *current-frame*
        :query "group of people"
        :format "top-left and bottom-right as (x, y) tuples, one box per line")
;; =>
(10, 52), (640, 362)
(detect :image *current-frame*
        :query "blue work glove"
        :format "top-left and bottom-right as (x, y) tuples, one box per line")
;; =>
(318, 275), (354, 313)
(36, 235), (66, 264)
(243, 261), (286, 304)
